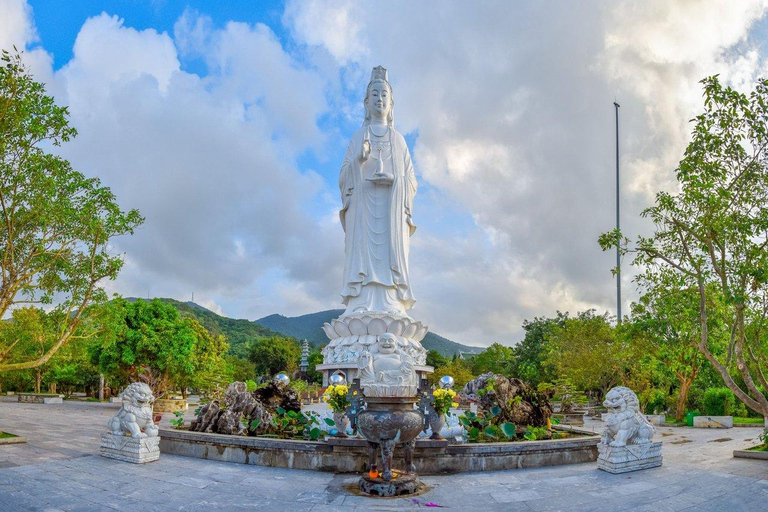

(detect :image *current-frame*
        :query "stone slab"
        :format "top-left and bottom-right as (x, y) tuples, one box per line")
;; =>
(645, 414), (665, 425)
(597, 441), (662, 474)
(42, 397), (63, 404)
(109, 397), (122, 403)
(100, 433), (160, 464)
(733, 448), (768, 460)
(693, 415), (733, 428)
(0, 435), (27, 445)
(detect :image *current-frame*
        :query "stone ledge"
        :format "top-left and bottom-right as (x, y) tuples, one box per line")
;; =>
(159, 427), (599, 474)
(733, 448), (768, 460)
(693, 416), (733, 428)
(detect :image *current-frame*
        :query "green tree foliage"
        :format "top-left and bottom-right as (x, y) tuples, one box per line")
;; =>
(545, 310), (623, 396)
(88, 299), (228, 397)
(248, 335), (301, 377)
(0, 50), (143, 371)
(426, 349), (448, 369)
(601, 76), (768, 416)
(507, 314), (565, 386)
(225, 355), (256, 382)
(428, 358), (475, 389)
(306, 348), (324, 384)
(470, 343), (514, 375)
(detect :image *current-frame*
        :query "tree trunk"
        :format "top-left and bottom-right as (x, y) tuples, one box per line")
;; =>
(48, 382), (56, 394)
(98, 374), (104, 401)
(35, 369), (42, 393)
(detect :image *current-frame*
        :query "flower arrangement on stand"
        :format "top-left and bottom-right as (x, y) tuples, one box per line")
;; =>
(430, 388), (459, 439)
(323, 384), (351, 437)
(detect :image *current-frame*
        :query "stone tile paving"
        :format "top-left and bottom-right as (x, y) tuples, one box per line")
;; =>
(1, 398), (767, 511)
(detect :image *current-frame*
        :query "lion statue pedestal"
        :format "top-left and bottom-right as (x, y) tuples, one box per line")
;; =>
(598, 386), (662, 474)
(100, 382), (160, 464)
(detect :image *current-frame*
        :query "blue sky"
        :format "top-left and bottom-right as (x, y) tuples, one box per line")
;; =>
(5, 0), (768, 346)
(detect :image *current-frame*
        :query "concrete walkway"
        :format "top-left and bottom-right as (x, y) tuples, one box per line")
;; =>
(1, 397), (766, 511)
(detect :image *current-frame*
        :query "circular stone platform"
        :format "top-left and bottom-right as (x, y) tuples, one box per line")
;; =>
(359, 470), (421, 496)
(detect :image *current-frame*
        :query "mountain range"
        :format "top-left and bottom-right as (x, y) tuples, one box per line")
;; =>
(129, 298), (482, 358)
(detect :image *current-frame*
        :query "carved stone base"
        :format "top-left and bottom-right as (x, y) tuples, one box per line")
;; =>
(597, 441), (662, 473)
(100, 433), (160, 464)
(359, 470), (420, 497)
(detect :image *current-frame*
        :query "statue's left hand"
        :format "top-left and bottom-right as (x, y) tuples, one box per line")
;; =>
(366, 173), (394, 185)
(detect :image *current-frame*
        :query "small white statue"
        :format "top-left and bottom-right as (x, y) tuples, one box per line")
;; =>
(358, 333), (418, 397)
(602, 386), (655, 447)
(108, 382), (158, 438)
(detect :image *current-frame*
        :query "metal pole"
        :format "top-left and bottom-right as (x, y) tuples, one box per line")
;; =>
(614, 101), (621, 324)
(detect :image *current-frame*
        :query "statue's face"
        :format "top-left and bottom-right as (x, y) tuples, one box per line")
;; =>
(367, 82), (391, 120)
(379, 335), (396, 353)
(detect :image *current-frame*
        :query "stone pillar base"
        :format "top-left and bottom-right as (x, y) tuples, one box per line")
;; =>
(597, 441), (662, 474)
(100, 433), (160, 464)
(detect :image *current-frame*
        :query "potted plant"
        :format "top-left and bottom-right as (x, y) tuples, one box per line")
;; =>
(430, 388), (459, 439)
(323, 384), (351, 437)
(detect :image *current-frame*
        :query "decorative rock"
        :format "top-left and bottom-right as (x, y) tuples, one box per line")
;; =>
(597, 442), (662, 473)
(692, 415), (733, 428)
(598, 386), (661, 473)
(461, 373), (553, 427)
(100, 433), (160, 464)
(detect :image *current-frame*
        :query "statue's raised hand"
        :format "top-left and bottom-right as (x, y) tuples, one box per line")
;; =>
(359, 133), (371, 162)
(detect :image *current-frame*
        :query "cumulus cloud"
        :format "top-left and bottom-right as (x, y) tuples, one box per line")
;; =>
(4, 1), (768, 346)
(283, 0), (768, 343)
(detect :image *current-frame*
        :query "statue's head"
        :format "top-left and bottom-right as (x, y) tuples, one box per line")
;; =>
(364, 66), (394, 127)
(377, 333), (397, 354)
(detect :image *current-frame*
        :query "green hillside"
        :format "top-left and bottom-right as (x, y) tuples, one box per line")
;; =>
(126, 298), (287, 358)
(257, 309), (482, 357)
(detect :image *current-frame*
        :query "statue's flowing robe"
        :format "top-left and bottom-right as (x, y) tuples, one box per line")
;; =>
(339, 125), (417, 312)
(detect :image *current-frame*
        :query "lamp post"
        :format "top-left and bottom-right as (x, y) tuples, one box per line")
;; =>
(613, 101), (622, 324)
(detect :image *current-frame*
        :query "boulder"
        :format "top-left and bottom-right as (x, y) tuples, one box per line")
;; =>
(460, 373), (553, 428)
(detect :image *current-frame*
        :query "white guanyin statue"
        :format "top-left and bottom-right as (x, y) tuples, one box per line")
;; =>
(339, 66), (417, 317)
(358, 334), (418, 397)
(321, 66), (429, 379)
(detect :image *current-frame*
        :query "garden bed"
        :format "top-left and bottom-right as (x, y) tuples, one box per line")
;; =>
(158, 426), (599, 474)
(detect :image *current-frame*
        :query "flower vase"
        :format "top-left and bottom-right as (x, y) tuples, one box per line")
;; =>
(333, 411), (349, 437)
(429, 412), (446, 440)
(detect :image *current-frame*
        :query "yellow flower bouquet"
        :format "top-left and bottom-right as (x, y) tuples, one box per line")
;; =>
(323, 384), (350, 412)
(432, 388), (459, 415)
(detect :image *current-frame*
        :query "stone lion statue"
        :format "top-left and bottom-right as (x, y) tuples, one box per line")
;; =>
(602, 386), (655, 447)
(108, 382), (158, 438)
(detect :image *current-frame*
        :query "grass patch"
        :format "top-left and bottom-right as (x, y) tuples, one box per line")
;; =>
(0, 432), (17, 439)
(734, 417), (764, 424)
(747, 444), (768, 452)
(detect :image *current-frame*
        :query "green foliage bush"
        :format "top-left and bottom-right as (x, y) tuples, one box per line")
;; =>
(640, 388), (667, 414)
(702, 387), (735, 416)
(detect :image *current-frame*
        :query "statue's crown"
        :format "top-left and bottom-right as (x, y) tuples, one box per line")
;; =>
(370, 66), (388, 84)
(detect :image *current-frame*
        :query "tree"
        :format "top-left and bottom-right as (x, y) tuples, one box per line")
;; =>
(88, 299), (228, 397)
(225, 355), (256, 382)
(545, 310), (623, 396)
(601, 75), (768, 416)
(428, 358), (475, 389)
(248, 335), (300, 377)
(507, 313), (566, 386)
(426, 349), (448, 369)
(628, 287), (726, 420)
(0, 50), (143, 371)
(470, 343), (513, 375)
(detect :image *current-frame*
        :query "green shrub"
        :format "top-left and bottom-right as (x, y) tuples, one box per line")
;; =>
(640, 388), (667, 414)
(702, 387), (735, 416)
(245, 380), (258, 392)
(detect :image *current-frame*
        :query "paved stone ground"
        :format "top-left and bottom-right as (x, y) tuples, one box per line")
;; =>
(1, 397), (767, 511)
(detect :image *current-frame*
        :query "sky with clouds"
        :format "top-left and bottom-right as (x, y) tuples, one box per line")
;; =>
(2, 0), (768, 347)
